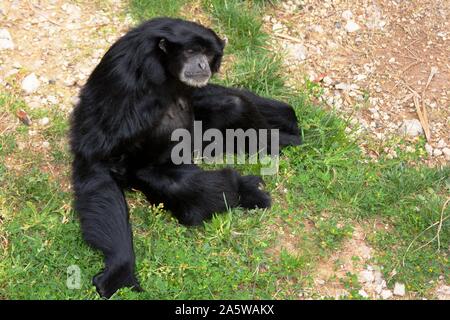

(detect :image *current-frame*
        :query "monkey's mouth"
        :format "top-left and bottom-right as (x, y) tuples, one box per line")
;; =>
(180, 72), (211, 88)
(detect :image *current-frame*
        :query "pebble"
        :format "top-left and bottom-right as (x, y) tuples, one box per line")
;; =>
(335, 82), (350, 90)
(288, 43), (308, 61)
(323, 76), (333, 86)
(42, 141), (50, 149)
(433, 149), (442, 157)
(345, 20), (361, 33)
(425, 143), (433, 156)
(47, 95), (58, 105)
(341, 10), (353, 21)
(358, 270), (375, 283)
(393, 283), (406, 296)
(39, 117), (50, 126)
(436, 139), (447, 148)
(381, 289), (393, 299)
(21, 73), (40, 94)
(358, 289), (369, 298)
(0, 28), (14, 50)
(71, 96), (80, 106)
(399, 119), (423, 137)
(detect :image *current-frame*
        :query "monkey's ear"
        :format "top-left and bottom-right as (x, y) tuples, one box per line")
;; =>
(158, 38), (167, 53)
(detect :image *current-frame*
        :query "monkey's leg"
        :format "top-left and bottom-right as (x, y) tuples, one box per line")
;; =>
(132, 164), (271, 226)
(73, 161), (140, 298)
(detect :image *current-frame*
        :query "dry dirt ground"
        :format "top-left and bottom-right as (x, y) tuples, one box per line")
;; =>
(264, 0), (450, 165)
(0, 0), (449, 300)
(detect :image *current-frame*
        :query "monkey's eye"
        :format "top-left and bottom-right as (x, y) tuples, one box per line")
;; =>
(186, 49), (195, 54)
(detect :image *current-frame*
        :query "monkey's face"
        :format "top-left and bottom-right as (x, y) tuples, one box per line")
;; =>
(158, 36), (225, 88)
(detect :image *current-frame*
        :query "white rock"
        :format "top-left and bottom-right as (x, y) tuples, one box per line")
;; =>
(436, 285), (450, 300)
(381, 289), (393, 299)
(47, 95), (58, 105)
(399, 119), (423, 137)
(71, 96), (80, 106)
(345, 20), (361, 33)
(342, 10), (353, 21)
(393, 283), (406, 296)
(354, 74), (367, 81)
(358, 270), (375, 283)
(336, 82), (350, 90)
(39, 117), (50, 126)
(436, 139), (447, 148)
(433, 149), (443, 157)
(425, 143), (433, 156)
(323, 76), (333, 86)
(442, 148), (450, 160)
(358, 289), (369, 298)
(0, 29), (14, 50)
(21, 73), (40, 94)
(42, 141), (50, 149)
(288, 43), (308, 61)
(373, 270), (384, 285)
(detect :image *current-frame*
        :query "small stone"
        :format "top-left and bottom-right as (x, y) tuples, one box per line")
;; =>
(399, 119), (423, 137)
(345, 20), (361, 33)
(433, 149), (443, 157)
(63, 78), (76, 87)
(358, 289), (369, 298)
(323, 76), (333, 86)
(425, 143), (433, 156)
(47, 95), (58, 105)
(316, 279), (325, 285)
(358, 270), (375, 283)
(373, 270), (384, 285)
(0, 28), (14, 50)
(335, 82), (350, 90)
(436, 139), (447, 148)
(21, 73), (40, 94)
(381, 289), (393, 299)
(42, 141), (50, 149)
(341, 10), (353, 21)
(38, 117), (50, 126)
(393, 283), (405, 296)
(436, 285), (450, 300)
(288, 43), (308, 61)
(71, 96), (80, 106)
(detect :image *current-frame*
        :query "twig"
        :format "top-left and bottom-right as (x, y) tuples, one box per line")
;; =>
(274, 33), (303, 44)
(423, 66), (438, 95)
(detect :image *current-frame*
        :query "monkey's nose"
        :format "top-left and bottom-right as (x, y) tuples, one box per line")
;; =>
(199, 62), (207, 70)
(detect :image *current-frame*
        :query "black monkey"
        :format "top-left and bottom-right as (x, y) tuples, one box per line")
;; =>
(70, 18), (293, 298)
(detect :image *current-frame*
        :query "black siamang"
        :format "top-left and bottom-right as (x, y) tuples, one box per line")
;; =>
(70, 18), (300, 298)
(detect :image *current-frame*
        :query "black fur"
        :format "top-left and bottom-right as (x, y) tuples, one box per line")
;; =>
(69, 18), (300, 298)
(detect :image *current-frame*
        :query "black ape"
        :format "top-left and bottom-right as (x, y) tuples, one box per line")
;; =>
(70, 18), (300, 298)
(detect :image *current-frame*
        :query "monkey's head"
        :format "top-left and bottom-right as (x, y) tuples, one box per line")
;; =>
(89, 18), (226, 91)
(155, 19), (226, 87)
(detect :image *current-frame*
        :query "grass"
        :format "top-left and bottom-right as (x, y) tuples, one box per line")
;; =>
(0, 0), (448, 299)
